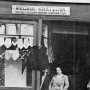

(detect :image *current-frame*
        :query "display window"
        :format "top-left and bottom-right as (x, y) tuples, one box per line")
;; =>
(0, 21), (36, 87)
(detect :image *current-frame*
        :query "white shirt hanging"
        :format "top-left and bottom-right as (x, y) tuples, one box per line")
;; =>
(4, 38), (11, 48)
(17, 39), (24, 49)
(0, 37), (4, 47)
(24, 38), (29, 49)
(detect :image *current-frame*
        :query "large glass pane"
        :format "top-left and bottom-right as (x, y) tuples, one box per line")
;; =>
(21, 24), (34, 36)
(6, 24), (19, 35)
(0, 22), (35, 87)
(5, 50), (26, 87)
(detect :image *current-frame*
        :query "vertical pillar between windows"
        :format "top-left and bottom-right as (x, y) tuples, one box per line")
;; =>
(37, 19), (42, 46)
(36, 19), (42, 90)
(32, 70), (36, 90)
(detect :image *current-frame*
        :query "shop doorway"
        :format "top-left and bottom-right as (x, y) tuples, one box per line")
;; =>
(52, 33), (90, 73)
(52, 33), (90, 89)
(52, 33), (73, 74)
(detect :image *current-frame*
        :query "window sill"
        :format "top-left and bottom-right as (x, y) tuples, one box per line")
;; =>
(0, 86), (32, 90)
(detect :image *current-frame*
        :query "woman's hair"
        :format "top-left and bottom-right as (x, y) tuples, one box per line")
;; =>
(56, 67), (63, 74)
(56, 67), (62, 71)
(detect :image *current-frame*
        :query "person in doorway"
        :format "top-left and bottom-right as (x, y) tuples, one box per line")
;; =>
(49, 67), (69, 90)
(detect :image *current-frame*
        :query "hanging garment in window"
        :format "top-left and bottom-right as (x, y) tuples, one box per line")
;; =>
(39, 46), (49, 70)
(27, 45), (39, 69)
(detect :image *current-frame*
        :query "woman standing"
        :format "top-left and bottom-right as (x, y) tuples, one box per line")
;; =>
(49, 67), (69, 90)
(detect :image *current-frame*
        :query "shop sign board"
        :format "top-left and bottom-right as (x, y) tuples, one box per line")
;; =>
(12, 5), (70, 15)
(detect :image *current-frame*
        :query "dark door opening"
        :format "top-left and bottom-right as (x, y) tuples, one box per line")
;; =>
(51, 33), (90, 90)
(52, 33), (73, 75)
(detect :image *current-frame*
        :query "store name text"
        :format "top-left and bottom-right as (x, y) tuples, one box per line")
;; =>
(12, 5), (70, 15)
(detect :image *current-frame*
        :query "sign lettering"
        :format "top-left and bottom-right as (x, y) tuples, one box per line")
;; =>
(12, 5), (70, 15)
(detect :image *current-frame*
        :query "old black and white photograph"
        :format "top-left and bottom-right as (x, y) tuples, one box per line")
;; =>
(0, 0), (90, 90)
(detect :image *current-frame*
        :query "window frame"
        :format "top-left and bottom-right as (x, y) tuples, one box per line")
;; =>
(0, 20), (37, 88)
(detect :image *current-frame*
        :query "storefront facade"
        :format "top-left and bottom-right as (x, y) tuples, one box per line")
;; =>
(0, 0), (90, 90)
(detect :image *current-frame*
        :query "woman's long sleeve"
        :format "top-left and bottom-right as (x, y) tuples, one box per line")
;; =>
(63, 75), (69, 90)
